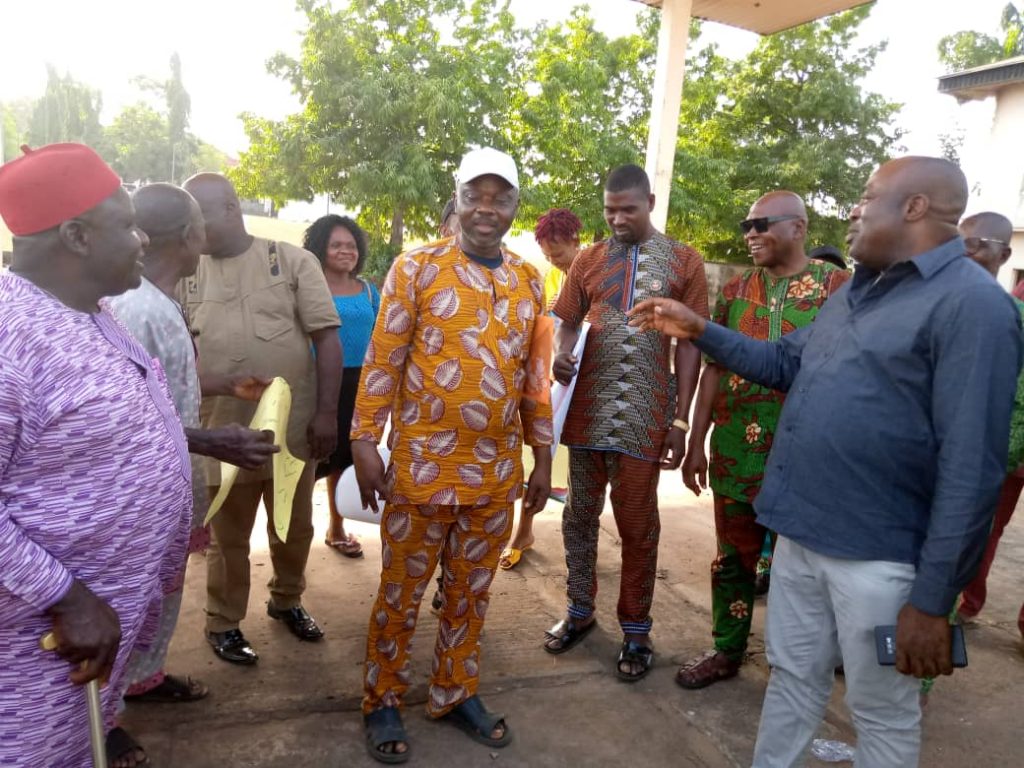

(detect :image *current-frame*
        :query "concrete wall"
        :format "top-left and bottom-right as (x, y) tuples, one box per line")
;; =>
(976, 82), (1024, 292)
(705, 261), (748, 307)
(1006, 230), (1024, 292)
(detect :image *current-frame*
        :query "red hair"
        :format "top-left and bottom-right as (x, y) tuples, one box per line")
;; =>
(534, 208), (582, 244)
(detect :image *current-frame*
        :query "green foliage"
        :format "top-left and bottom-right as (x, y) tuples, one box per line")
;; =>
(671, 6), (901, 262)
(232, 0), (523, 260)
(938, 3), (1024, 73)
(104, 103), (172, 182)
(937, 31), (1005, 72)
(132, 52), (196, 182)
(167, 52), (192, 153)
(1, 99), (32, 162)
(235, 2), (898, 267)
(508, 9), (662, 239)
(27, 65), (105, 148)
(193, 141), (230, 174)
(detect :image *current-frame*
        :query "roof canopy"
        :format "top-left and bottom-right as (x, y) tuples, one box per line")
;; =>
(938, 56), (1024, 101)
(631, 0), (871, 35)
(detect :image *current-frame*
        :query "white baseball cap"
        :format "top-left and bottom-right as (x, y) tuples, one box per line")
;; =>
(456, 147), (519, 190)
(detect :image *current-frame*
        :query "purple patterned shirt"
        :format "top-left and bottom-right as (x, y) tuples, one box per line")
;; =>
(0, 273), (191, 767)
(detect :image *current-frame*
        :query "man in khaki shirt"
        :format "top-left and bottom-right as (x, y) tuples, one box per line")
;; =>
(182, 173), (342, 665)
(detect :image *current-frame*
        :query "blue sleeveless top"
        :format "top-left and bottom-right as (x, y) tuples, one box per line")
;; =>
(335, 280), (380, 367)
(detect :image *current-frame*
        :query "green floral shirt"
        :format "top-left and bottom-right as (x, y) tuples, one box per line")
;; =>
(709, 261), (850, 502)
(1007, 299), (1024, 471)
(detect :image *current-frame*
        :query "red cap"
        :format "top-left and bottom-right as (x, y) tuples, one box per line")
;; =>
(0, 143), (122, 236)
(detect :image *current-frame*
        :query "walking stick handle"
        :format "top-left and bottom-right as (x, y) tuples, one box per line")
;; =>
(39, 632), (108, 767)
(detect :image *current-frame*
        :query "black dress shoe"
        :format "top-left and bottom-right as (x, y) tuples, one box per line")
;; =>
(267, 603), (324, 641)
(206, 629), (259, 665)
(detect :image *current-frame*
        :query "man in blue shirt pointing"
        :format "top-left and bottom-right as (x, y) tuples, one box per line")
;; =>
(629, 156), (1022, 768)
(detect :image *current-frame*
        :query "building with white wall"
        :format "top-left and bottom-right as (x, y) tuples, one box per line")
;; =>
(939, 57), (1024, 291)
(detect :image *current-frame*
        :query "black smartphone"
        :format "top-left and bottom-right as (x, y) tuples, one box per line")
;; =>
(874, 624), (967, 668)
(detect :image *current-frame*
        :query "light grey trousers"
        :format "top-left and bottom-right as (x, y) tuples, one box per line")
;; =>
(751, 537), (922, 768)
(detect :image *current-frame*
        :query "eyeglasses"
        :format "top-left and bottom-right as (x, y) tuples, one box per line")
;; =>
(739, 215), (802, 235)
(963, 236), (1007, 254)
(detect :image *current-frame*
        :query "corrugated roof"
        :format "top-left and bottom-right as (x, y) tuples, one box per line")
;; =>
(937, 56), (1024, 101)
(631, 0), (872, 35)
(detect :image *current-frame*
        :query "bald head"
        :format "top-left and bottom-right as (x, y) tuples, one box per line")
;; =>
(183, 172), (236, 204)
(182, 173), (247, 256)
(880, 156), (968, 225)
(133, 183), (197, 244)
(132, 183), (205, 278)
(961, 211), (1013, 244)
(751, 190), (808, 220)
(960, 211), (1013, 278)
(847, 156), (968, 270)
(744, 190), (809, 274)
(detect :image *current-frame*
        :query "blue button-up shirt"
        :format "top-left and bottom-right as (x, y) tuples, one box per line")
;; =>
(696, 238), (1022, 616)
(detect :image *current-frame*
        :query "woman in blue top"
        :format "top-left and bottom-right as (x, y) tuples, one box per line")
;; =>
(303, 215), (380, 558)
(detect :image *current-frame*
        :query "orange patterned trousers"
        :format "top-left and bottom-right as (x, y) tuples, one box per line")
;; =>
(362, 501), (512, 716)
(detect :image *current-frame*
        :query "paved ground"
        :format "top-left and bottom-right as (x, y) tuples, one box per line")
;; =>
(123, 473), (1024, 767)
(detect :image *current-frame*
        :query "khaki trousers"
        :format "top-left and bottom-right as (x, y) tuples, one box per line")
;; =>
(205, 463), (316, 633)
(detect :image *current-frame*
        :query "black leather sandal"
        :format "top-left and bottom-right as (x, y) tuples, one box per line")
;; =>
(543, 617), (596, 655)
(439, 696), (512, 748)
(616, 639), (654, 682)
(364, 707), (410, 764)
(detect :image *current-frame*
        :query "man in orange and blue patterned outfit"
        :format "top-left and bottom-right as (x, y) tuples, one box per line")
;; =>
(351, 147), (552, 764)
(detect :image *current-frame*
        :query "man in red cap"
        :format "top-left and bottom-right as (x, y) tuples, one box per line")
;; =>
(0, 143), (193, 768)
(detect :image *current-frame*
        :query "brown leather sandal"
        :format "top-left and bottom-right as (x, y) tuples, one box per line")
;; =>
(675, 649), (741, 689)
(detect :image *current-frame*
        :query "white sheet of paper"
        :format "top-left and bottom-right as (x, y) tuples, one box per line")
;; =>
(549, 321), (590, 458)
(335, 443), (392, 525)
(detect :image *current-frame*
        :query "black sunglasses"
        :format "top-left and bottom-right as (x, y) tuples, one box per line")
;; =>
(740, 215), (802, 235)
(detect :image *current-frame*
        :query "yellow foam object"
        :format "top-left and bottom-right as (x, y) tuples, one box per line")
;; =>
(203, 377), (304, 541)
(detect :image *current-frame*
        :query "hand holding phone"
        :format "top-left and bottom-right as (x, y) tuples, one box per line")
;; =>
(875, 623), (967, 668)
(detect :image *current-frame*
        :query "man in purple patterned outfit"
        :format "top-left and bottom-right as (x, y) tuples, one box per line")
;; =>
(0, 144), (192, 768)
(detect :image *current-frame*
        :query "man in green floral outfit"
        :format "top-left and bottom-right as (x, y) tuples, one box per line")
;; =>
(676, 191), (850, 689)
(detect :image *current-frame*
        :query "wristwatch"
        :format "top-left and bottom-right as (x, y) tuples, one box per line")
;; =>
(672, 418), (690, 433)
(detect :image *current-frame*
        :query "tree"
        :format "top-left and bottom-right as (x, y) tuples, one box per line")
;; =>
(233, 0), (525, 262)
(938, 3), (1024, 72)
(27, 65), (105, 148)
(193, 140), (231, 175)
(670, 6), (902, 262)
(134, 52), (194, 181)
(103, 103), (171, 182)
(508, 9), (661, 238)
(0, 99), (33, 163)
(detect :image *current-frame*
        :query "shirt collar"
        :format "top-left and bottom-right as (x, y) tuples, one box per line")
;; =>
(907, 237), (965, 280)
(851, 237), (964, 286)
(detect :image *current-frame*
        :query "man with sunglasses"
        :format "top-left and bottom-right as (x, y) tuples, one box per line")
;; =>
(675, 192), (849, 691)
(956, 211), (1024, 638)
(628, 157), (1021, 766)
(543, 164), (708, 682)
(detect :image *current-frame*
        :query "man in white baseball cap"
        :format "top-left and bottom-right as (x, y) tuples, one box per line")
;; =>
(456, 146), (519, 190)
(352, 145), (553, 763)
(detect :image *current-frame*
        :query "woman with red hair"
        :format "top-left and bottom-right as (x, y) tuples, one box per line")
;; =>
(498, 208), (583, 570)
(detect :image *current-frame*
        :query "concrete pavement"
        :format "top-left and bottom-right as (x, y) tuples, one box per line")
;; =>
(122, 473), (1024, 766)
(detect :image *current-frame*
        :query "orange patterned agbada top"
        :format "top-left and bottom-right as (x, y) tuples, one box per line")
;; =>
(351, 238), (554, 506)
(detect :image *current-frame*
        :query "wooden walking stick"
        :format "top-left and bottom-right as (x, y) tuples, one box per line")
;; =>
(40, 632), (107, 767)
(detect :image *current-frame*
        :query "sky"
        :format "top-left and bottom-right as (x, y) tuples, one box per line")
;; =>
(0, 0), (1010, 182)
